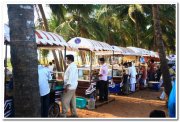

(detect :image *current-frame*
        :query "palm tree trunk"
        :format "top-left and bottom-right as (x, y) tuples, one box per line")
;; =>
(38, 4), (61, 71)
(51, 50), (61, 71)
(8, 4), (41, 117)
(152, 4), (172, 97)
(58, 50), (64, 72)
(38, 4), (49, 31)
(135, 22), (140, 47)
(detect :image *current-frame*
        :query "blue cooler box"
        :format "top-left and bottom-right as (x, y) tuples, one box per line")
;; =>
(76, 97), (87, 109)
(148, 81), (160, 91)
(109, 84), (120, 93)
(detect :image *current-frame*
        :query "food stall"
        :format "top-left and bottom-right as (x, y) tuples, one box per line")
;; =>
(4, 24), (78, 117)
(127, 47), (157, 63)
(67, 37), (113, 97)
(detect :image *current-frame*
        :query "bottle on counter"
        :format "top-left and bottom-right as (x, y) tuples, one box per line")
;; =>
(87, 95), (95, 109)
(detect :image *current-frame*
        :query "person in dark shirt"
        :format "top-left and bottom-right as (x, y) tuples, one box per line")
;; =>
(148, 59), (156, 81)
(149, 110), (166, 117)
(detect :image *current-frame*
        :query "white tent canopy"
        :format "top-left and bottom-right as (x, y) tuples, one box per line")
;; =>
(127, 47), (150, 56)
(67, 37), (113, 51)
(167, 54), (176, 61)
(118, 47), (138, 56)
(149, 51), (159, 58)
(95, 46), (138, 56)
(127, 46), (159, 58)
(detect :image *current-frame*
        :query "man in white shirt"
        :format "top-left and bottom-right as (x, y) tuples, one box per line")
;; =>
(38, 64), (52, 117)
(97, 58), (109, 102)
(128, 62), (137, 92)
(48, 62), (54, 73)
(62, 55), (78, 117)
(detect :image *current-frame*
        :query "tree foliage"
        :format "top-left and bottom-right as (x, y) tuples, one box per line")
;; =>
(46, 4), (175, 53)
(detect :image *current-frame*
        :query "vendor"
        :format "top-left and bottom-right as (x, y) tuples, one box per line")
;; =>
(97, 58), (108, 102)
(128, 62), (137, 92)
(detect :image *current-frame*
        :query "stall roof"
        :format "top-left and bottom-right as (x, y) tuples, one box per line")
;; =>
(95, 46), (138, 56)
(116, 47), (138, 56)
(67, 37), (113, 51)
(127, 47), (150, 56)
(127, 46), (159, 58)
(4, 24), (78, 50)
(149, 51), (159, 58)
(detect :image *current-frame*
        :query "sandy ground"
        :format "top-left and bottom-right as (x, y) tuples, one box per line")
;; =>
(73, 88), (167, 118)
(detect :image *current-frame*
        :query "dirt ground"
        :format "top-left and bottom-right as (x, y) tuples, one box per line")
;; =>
(73, 88), (167, 118)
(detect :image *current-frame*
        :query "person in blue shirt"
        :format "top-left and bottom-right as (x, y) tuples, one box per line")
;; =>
(140, 56), (145, 63)
(168, 81), (176, 117)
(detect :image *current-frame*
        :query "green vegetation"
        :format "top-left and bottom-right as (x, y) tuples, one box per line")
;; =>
(45, 4), (175, 54)
(6, 58), (12, 69)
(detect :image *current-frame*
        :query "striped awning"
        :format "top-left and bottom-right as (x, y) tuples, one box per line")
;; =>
(35, 30), (68, 47)
(67, 37), (113, 51)
(4, 24), (78, 50)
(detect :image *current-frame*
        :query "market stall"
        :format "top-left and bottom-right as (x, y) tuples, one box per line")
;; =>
(4, 24), (78, 117)
(4, 24), (78, 79)
(67, 37), (113, 97)
(127, 47), (159, 63)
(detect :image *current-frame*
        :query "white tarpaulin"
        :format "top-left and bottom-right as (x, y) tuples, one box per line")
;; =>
(150, 51), (159, 58)
(119, 47), (138, 56)
(127, 47), (151, 56)
(67, 37), (113, 51)
(95, 46), (138, 56)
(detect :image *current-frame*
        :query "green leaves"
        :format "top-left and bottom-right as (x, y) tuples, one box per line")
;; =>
(47, 4), (175, 53)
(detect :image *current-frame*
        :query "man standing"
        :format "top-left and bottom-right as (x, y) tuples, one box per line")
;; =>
(98, 58), (109, 102)
(139, 63), (147, 88)
(62, 55), (78, 117)
(38, 64), (52, 117)
(128, 62), (137, 92)
(148, 59), (156, 81)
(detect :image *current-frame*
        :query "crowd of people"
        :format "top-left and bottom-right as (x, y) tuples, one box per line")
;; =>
(5, 54), (176, 118)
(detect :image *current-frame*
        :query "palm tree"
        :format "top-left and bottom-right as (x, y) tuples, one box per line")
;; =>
(152, 4), (172, 97)
(128, 4), (146, 47)
(142, 4), (175, 53)
(47, 4), (175, 54)
(37, 4), (62, 71)
(8, 4), (41, 117)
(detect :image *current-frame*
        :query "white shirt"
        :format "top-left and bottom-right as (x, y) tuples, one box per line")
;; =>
(64, 62), (78, 90)
(99, 63), (108, 81)
(38, 65), (52, 96)
(48, 65), (54, 73)
(128, 66), (137, 84)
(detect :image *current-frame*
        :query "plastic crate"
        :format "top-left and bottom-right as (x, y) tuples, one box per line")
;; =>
(76, 97), (87, 109)
(109, 84), (121, 93)
(148, 81), (160, 91)
(152, 83), (160, 90)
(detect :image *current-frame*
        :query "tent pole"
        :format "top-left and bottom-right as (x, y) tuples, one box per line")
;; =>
(5, 43), (7, 81)
(90, 50), (92, 83)
(4, 43), (8, 98)
(64, 46), (67, 71)
(111, 50), (114, 78)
